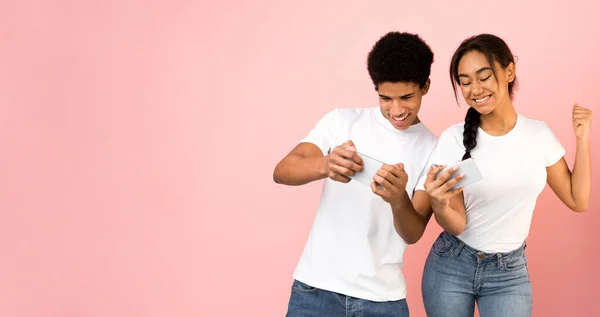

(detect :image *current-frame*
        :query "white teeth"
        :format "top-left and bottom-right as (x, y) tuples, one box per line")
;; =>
(475, 96), (490, 103)
(392, 114), (409, 121)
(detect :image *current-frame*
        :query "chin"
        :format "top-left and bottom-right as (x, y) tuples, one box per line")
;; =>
(470, 104), (493, 115)
(391, 118), (416, 130)
(393, 125), (411, 131)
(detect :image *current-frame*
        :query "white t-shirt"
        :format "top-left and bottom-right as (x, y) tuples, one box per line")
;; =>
(293, 107), (438, 301)
(421, 114), (565, 252)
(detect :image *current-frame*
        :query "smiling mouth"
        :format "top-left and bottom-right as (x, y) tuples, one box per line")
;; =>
(391, 113), (409, 122)
(473, 95), (491, 104)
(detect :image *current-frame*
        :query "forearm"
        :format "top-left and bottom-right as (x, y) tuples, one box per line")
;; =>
(571, 138), (591, 211)
(432, 204), (466, 236)
(273, 155), (327, 186)
(390, 191), (428, 244)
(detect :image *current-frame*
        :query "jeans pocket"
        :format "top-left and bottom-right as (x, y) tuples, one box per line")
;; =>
(291, 280), (318, 293)
(432, 233), (453, 256)
(502, 254), (528, 272)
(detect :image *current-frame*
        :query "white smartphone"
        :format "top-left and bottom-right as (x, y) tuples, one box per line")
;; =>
(435, 158), (483, 190)
(348, 151), (385, 187)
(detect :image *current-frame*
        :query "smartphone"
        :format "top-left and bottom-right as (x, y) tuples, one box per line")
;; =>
(348, 151), (385, 187)
(435, 158), (483, 190)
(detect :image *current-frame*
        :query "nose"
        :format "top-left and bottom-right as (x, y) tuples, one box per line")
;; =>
(390, 101), (405, 115)
(471, 81), (484, 96)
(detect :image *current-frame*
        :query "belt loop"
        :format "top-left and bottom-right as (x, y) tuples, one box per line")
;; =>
(497, 253), (503, 268)
(453, 239), (466, 256)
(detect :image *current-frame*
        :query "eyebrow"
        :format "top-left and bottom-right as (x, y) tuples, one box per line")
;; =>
(458, 67), (492, 78)
(379, 93), (415, 99)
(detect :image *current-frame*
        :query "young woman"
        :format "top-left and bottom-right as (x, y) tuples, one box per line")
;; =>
(419, 34), (592, 317)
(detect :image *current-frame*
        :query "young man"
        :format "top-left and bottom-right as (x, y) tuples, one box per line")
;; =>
(273, 32), (438, 317)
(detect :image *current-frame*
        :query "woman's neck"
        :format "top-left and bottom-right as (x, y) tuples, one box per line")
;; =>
(480, 101), (518, 136)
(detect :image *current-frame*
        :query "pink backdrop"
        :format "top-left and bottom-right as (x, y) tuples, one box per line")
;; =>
(0, 0), (598, 316)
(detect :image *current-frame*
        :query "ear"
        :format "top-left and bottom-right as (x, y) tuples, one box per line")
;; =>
(421, 78), (431, 95)
(506, 62), (516, 83)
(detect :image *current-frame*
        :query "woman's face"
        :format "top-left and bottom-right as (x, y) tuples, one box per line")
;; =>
(457, 50), (514, 115)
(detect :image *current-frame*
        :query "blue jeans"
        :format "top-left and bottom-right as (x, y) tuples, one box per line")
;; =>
(422, 232), (532, 317)
(285, 280), (409, 317)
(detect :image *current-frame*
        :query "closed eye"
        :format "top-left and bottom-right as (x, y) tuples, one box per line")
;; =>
(481, 75), (491, 81)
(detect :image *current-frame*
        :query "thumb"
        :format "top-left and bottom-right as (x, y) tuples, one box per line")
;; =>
(396, 163), (405, 171)
(343, 140), (357, 151)
(425, 165), (439, 184)
(425, 165), (435, 183)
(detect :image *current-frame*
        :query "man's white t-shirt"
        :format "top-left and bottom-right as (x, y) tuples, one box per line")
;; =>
(293, 107), (438, 301)
(420, 114), (565, 253)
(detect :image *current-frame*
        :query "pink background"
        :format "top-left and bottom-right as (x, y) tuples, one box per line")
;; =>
(0, 0), (598, 316)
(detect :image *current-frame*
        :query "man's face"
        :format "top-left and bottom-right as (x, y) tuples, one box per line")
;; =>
(377, 79), (429, 130)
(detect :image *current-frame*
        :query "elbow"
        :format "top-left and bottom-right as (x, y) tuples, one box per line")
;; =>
(273, 173), (283, 185)
(395, 225), (424, 245)
(403, 236), (421, 245)
(399, 234), (421, 245)
(445, 223), (466, 236)
(434, 214), (466, 236)
(569, 199), (589, 213)
(446, 227), (465, 236)
(273, 163), (283, 184)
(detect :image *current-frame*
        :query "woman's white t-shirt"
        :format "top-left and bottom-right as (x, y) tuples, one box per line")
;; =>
(421, 114), (565, 252)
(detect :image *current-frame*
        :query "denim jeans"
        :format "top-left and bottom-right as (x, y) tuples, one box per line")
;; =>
(285, 280), (409, 317)
(421, 232), (532, 317)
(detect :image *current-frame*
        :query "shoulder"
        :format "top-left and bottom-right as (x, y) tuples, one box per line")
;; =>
(414, 122), (439, 147)
(440, 122), (465, 141)
(515, 115), (558, 142)
(517, 115), (552, 133)
(316, 107), (371, 125)
(336, 107), (370, 118)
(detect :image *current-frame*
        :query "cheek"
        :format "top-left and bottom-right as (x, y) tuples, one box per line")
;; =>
(484, 80), (498, 91)
(408, 97), (422, 110)
(460, 86), (471, 99)
(379, 99), (391, 111)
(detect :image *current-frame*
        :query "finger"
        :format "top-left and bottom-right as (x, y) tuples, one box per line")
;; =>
(573, 106), (590, 111)
(573, 106), (591, 114)
(442, 186), (464, 198)
(573, 113), (592, 119)
(329, 163), (356, 177)
(331, 154), (363, 172)
(342, 140), (357, 152)
(330, 172), (351, 183)
(573, 117), (591, 125)
(370, 182), (386, 197)
(332, 146), (356, 160)
(434, 165), (459, 186)
(373, 174), (394, 189)
(425, 164), (446, 184)
(349, 151), (364, 166)
(333, 146), (364, 167)
(573, 111), (592, 117)
(440, 173), (465, 192)
(380, 164), (401, 180)
(382, 163), (406, 177)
